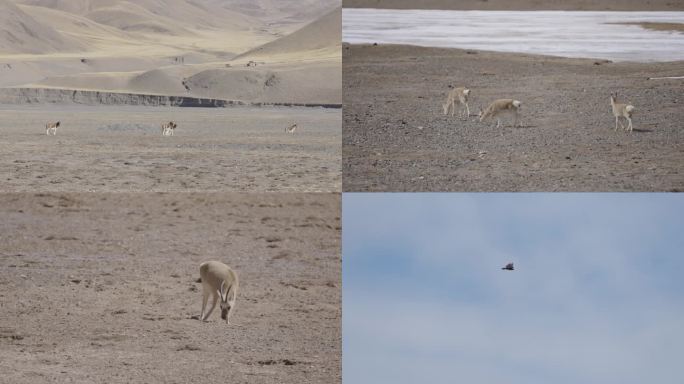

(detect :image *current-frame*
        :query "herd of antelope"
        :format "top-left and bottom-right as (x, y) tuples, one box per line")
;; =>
(441, 87), (636, 132)
(41, 121), (301, 136)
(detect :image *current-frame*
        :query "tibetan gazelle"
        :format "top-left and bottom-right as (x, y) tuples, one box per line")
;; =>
(45, 121), (60, 135)
(199, 261), (239, 324)
(478, 99), (522, 128)
(610, 92), (635, 132)
(161, 121), (177, 136)
(285, 123), (297, 134)
(443, 87), (471, 119)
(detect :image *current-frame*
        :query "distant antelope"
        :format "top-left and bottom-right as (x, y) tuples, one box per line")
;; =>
(443, 87), (471, 119)
(478, 99), (522, 128)
(199, 261), (239, 324)
(161, 121), (177, 136)
(285, 123), (297, 134)
(610, 92), (635, 132)
(45, 121), (60, 135)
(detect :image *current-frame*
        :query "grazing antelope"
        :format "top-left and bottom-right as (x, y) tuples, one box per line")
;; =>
(161, 121), (177, 136)
(610, 92), (635, 132)
(478, 99), (522, 128)
(199, 261), (239, 324)
(443, 87), (471, 119)
(285, 123), (297, 134)
(45, 121), (60, 135)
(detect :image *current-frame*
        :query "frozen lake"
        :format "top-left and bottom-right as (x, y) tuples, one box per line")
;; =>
(343, 10), (684, 62)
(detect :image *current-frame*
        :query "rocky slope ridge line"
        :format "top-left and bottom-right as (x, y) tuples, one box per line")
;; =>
(0, 87), (341, 108)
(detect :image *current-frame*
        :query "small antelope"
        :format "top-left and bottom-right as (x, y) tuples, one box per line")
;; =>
(285, 123), (297, 134)
(45, 121), (60, 135)
(610, 92), (635, 132)
(161, 121), (177, 136)
(478, 99), (522, 128)
(443, 87), (471, 119)
(199, 261), (239, 324)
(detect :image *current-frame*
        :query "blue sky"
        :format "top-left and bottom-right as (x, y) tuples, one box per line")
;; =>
(343, 194), (684, 384)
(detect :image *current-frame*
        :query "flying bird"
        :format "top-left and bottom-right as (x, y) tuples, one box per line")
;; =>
(501, 263), (514, 271)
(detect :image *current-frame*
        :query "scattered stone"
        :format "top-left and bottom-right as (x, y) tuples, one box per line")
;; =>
(177, 344), (201, 351)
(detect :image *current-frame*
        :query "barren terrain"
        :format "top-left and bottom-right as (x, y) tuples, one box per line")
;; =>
(343, 44), (684, 191)
(0, 105), (341, 192)
(0, 193), (341, 384)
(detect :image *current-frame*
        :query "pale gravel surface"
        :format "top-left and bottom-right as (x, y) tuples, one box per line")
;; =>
(0, 105), (341, 193)
(343, 44), (684, 192)
(0, 193), (341, 384)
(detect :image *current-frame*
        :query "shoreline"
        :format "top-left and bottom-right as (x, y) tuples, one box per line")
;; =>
(343, 42), (684, 65)
(343, 0), (684, 11)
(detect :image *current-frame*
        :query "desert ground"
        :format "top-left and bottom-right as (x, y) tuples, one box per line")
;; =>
(0, 105), (340, 192)
(0, 0), (341, 192)
(343, 44), (684, 192)
(0, 193), (341, 384)
(343, 0), (684, 11)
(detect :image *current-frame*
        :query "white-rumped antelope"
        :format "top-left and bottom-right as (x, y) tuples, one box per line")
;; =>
(478, 99), (522, 128)
(610, 92), (635, 132)
(46, 121), (60, 135)
(199, 261), (239, 324)
(443, 87), (471, 119)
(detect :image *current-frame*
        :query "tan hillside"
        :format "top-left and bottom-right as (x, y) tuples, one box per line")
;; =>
(236, 6), (341, 60)
(0, 0), (341, 105)
(0, 0), (84, 54)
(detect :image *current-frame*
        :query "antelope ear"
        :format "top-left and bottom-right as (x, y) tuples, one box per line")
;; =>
(218, 280), (226, 298)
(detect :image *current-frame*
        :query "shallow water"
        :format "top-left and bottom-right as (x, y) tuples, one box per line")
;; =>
(343, 10), (684, 62)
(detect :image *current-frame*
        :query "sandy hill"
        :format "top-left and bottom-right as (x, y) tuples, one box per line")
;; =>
(236, 6), (341, 60)
(0, 0), (84, 54)
(183, 61), (340, 104)
(17, 0), (262, 32)
(202, 0), (340, 27)
(0, 0), (341, 105)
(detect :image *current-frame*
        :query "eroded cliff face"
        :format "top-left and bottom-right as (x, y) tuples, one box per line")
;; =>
(0, 88), (341, 108)
(0, 88), (233, 107)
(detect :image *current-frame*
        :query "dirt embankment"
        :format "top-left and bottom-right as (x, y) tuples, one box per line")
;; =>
(343, 43), (684, 192)
(0, 193), (341, 384)
(0, 88), (342, 108)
